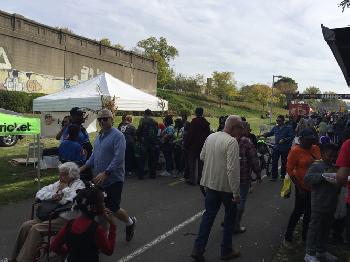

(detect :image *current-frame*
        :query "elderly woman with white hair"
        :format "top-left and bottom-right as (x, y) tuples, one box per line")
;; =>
(11, 162), (85, 262)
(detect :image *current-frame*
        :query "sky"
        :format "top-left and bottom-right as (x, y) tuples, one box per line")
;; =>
(2, 0), (350, 93)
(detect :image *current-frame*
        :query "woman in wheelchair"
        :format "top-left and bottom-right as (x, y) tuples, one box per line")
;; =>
(51, 186), (117, 262)
(11, 162), (85, 262)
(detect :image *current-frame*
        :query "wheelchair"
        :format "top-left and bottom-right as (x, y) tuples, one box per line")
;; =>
(30, 200), (71, 262)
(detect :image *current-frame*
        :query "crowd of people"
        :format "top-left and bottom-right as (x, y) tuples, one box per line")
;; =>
(8, 106), (350, 262)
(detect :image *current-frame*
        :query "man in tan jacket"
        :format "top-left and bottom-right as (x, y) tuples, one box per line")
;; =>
(191, 115), (242, 262)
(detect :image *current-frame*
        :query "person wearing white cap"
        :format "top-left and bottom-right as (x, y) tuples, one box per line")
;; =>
(80, 109), (136, 242)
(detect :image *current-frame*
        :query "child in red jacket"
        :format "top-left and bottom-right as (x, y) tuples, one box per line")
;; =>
(51, 186), (116, 262)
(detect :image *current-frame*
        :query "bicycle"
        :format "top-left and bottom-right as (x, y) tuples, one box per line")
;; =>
(256, 138), (274, 177)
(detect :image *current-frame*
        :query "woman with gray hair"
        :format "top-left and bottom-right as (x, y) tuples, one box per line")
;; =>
(11, 162), (85, 262)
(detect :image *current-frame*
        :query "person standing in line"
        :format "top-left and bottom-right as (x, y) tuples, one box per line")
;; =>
(160, 115), (175, 177)
(283, 128), (321, 247)
(261, 115), (294, 181)
(336, 138), (350, 246)
(136, 109), (159, 179)
(191, 115), (242, 261)
(318, 118), (327, 137)
(119, 115), (137, 176)
(80, 109), (136, 242)
(184, 107), (210, 186)
(304, 143), (339, 262)
(234, 121), (261, 234)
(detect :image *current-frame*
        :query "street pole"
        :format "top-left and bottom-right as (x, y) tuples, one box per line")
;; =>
(270, 76), (274, 125)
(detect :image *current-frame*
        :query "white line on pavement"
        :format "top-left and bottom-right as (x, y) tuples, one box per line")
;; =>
(117, 210), (205, 262)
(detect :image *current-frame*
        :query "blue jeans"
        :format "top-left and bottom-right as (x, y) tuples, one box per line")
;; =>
(162, 143), (173, 172)
(271, 148), (289, 179)
(194, 188), (237, 256)
(238, 183), (250, 211)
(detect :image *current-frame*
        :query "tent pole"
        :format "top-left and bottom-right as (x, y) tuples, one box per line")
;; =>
(36, 134), (41, 189)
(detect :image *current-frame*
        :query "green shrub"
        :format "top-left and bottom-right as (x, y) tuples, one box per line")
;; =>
(0, 90), (45, 113)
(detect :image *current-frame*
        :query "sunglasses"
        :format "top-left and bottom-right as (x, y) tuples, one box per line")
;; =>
(98, 117), (110, 122)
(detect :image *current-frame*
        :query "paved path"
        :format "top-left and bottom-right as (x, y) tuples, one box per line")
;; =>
(0, 175), (292, 262)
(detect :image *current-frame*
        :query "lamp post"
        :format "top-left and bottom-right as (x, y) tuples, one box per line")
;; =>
(269, 75), (283, 125)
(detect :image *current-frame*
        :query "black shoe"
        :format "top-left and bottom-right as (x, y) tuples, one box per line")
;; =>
(221, 249), (241, 260)
(269, 177), (277, 181)
(191, 250), (205, 262)
(126, 217), (137, 242)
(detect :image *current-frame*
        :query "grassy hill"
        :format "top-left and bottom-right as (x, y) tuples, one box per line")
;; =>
(157, 88), (287, 132)
(157, 89), (286, 117)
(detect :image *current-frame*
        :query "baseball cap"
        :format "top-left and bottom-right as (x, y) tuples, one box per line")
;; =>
(299, 128), (315, 140)
(70, 107), (85, 116)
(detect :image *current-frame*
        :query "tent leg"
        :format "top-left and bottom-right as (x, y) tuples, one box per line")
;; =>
(36, 134), (41, 189)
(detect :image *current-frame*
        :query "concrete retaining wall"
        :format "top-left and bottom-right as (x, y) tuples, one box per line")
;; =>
(0, 10), (157, 95)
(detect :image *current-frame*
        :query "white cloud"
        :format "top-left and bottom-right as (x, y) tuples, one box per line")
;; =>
(2, 0), (349, 92)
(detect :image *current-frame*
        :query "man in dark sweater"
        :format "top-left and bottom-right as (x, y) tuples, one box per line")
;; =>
(304, 143), (339, 262)
(184, 107), (210, 186)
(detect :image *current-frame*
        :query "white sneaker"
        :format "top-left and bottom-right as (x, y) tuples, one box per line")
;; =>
(316, 252), (338, 261)
(160, 171), (171, 177)
(304, 254), (320, 262)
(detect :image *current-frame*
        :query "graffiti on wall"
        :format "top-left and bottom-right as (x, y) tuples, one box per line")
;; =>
(0, 46), (101, 94)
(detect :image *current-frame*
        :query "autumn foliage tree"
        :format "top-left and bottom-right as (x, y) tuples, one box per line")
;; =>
(212, 71), (238, 108)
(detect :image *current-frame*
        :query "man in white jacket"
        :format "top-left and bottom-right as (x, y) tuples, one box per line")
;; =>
(11, 162), (85, 262)
(191, 115), (242, 262)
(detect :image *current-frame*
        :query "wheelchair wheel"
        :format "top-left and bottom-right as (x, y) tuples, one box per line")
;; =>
(33, 242), (49, 262)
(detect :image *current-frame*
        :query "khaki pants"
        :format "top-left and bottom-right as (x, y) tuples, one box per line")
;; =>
(11, 217), (66, 262)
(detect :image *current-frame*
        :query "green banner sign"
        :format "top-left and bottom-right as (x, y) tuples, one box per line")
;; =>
(0, 113), (41, 135)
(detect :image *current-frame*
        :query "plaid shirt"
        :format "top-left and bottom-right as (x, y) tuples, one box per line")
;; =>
(239, 136), (261, 183)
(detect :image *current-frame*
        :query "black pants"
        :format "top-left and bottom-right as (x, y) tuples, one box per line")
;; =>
(285, 187), (311, 242)
(138, 143), (158, 178)
(188, 151), (203, 184)
(125, 143), (135, 173)
(271, 149), (289, 179)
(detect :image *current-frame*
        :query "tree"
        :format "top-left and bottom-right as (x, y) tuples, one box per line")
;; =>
(137, 37), (179, 88)
(239, 84), (279, 111)
(55, 27), (74, 34)
(171, 74), (204, 93)
(113, 43), (124, 50)
(274, 77), (298, 94)
(339, 0), (350, 11)
(212, 71), (238, 108)
(274, 77), (298, 107)
(303, 86), (321, 110)
(100, 38), (112, 46)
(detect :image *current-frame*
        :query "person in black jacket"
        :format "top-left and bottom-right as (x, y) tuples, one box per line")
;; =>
(184, 108), (210, 186)
(136, 109), (159, 179)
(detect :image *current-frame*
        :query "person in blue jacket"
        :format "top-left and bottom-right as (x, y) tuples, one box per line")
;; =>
(261, 115), (294, 181)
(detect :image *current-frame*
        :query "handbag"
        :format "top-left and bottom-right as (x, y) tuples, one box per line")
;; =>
(35, 200), (61, 221)
(280, 175), (292, 198)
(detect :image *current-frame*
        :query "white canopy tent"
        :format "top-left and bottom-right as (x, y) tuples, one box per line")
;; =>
(33, 72), (168, 112)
